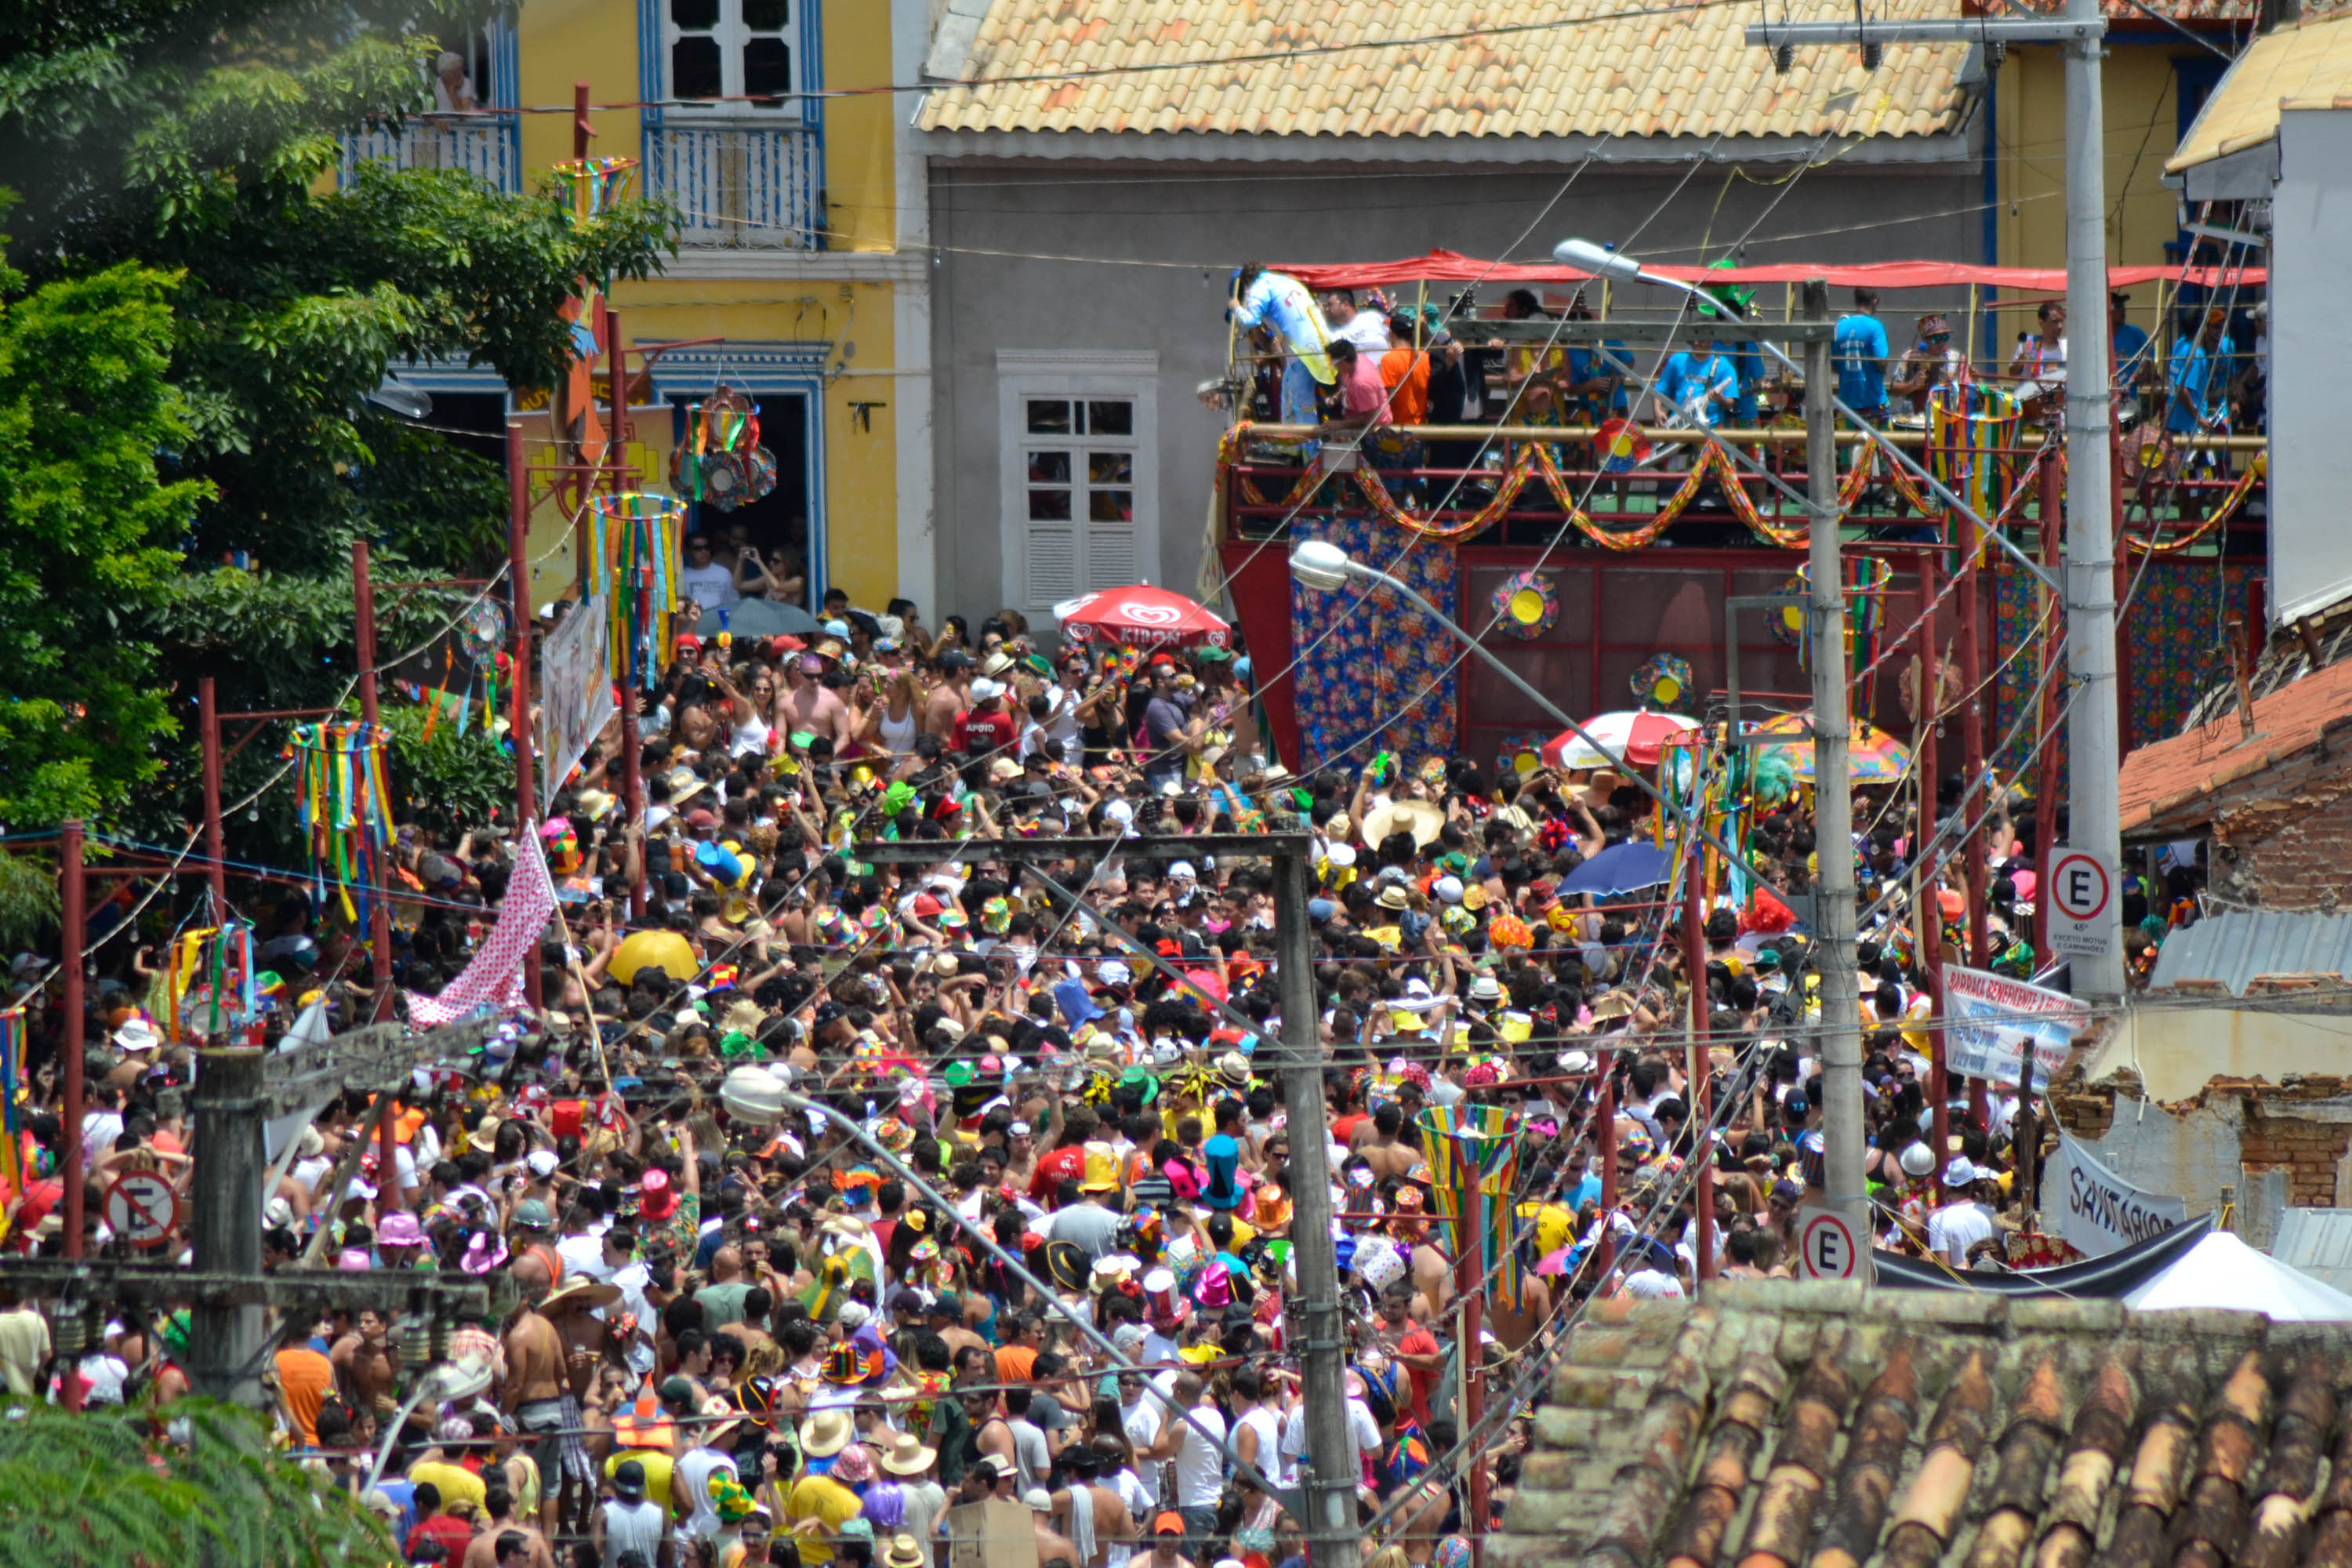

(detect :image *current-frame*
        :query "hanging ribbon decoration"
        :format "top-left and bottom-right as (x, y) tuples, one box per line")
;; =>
(1788, 556), (1895, 718)
(1926, 382), (2024, 528)
(586, 492), (688, 687)
(286, 720), (394, 927)
(0, 1008), (24, 1202)
(1416, 1103), (1525, 1311)
(2124, 448), (2267, 554)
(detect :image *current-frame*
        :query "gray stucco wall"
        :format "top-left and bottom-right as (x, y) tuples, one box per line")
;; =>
(923, 152), (1985, 629)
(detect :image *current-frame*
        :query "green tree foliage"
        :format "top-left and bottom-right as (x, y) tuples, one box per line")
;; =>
(0, 0), (673, 836)
(0, 260), (209, 824)
(0, 1395), (394, 1568)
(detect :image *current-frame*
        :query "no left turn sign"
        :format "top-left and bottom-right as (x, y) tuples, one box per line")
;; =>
(1798, 1209), (1861, 1280)
(103, 1171), (180, 1250)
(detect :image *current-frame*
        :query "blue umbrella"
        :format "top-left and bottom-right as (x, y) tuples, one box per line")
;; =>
(1557, 840), (1673, 898)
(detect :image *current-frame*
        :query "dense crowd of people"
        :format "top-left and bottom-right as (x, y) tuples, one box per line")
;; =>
(0, 576), (2199, 1567)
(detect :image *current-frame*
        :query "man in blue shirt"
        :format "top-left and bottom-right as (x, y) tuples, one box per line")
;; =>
(2110, 290), (2153, 405)
(2166, 307), (2234, 436)
(1835, 288), (1890, 417)
(1656, 334), (1737, 429)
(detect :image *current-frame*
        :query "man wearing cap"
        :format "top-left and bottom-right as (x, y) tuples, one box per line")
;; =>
(953, 677), (1017, 779)
(1142, 1510), (1197, 1568)
(1926, 1159), (1997, 1269)
(593, 1457), (671, 1567)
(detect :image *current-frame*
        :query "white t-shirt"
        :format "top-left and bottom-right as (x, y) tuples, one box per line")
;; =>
(1232, 1405), (1292, 1490)
(678, 561), (739, 612)
(1122, 1396), (1166, 1502)
(1333, 312), (1391, 354)
(673, 1446), (739, 1540)
(1169, 1403), (1226, 1508)
(1281, 1399), (1377, 1475)
(1927, 1200), (1997, 1267)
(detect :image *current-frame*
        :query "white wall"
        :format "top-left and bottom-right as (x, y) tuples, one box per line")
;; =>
(2269, 110), (2352, 623)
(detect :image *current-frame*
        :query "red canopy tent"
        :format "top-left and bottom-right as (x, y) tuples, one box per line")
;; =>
(1276, 248), (2265, 293)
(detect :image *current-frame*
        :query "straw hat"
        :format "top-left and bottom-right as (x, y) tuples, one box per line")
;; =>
(800, 1407), (854, 1457)
(1362, 800), (1444, 850)
(879, 1431), (938, 1476)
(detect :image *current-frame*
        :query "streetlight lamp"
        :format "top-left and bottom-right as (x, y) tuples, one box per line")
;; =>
(363, 1354), (495, 1493)
(1289, 539), (1742, 863)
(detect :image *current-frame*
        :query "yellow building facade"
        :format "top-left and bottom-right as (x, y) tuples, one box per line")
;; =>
(355, 0), (935, 620)
(1986, 28), (2237, 356)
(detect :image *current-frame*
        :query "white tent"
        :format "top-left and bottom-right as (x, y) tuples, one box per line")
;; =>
(2122, 1231), (2352, 1320)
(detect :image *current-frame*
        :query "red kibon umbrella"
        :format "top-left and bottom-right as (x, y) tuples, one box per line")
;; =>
(1538, 710), (1698, 771)
(1054, 586), (1232, 650)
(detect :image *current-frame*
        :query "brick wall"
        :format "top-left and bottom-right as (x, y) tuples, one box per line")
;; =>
(2214, 777), (2352, 911)
(2238, 1111), (2352, 1207)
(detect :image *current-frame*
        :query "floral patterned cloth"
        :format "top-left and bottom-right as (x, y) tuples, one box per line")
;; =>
(1288, 514), (1460, 769)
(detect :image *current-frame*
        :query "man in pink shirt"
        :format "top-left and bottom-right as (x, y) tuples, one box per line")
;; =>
(1322, 339), (1395, 433)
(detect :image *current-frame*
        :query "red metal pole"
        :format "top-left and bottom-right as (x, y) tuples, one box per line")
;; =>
(509, 423), (543, 1014)
(1955, 540), (1990, 1131)
(607, 307), (647, 916)
(573, 82), (593, 161)
(1915, 551), (1948, 1165)
(1679, 794), (1713, 1283)
(353, 539), (396, 1029)
(60, 821), (85, 1271)
(199, 677), (227, 926)
(2034, 451), (2064, 964)
(1461, 1288), (1489, 1555)
(1595, 1046), (1617, 1278)
(2111, 435), (2135, 754)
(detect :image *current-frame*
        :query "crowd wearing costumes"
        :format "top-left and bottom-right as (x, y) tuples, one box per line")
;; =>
(0, 581), (2205, 1567)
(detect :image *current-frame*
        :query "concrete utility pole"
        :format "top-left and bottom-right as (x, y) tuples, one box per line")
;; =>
(2060, 0), (2126, 1000)
(187, 1050), (267, 1405)
(1274, 842), (1358, 1568)
(1744, 5), (2125, 1002)
(1802, 280), (1867, 1243)
(852, 834), (1357, 1568)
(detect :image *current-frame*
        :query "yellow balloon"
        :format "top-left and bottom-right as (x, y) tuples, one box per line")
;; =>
(611, 929), (697, 987)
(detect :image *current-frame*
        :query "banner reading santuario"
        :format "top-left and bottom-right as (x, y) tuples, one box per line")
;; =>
(2047, 1129), (2190, 1258)
(1942, 965), (2086, 1089)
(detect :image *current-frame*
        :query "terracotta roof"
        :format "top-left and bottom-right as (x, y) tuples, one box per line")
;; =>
(2169, 12), (2352, 172)
(1494, 1281), (2352, 1568)
(2117, 655), (2352, 834)
(917, 0), (1979, 143)
(1967, 0), (2263, 22)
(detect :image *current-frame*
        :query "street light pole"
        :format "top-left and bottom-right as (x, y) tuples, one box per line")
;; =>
(2061, 0), (2127, 998)
(1801, 280), (1868, 1244)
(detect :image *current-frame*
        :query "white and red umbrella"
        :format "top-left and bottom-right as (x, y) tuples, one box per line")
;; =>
(1054, 585), (1232, 650)
(1540, 710), (1697, 771)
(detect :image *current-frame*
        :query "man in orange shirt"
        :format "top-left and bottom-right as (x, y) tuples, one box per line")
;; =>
(1377, 310), (1432, 426)
(275, 1321), (336, 1448)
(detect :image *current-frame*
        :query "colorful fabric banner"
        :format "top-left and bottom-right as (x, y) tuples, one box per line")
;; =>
(1417, 1102), (1524, 1311)
(0, 1010), (23, 1199)
(407, 826), (557, 1026)
(537, 593), (618, 815)
(585, 492), (687, 687)
(287, 721), (393, 926)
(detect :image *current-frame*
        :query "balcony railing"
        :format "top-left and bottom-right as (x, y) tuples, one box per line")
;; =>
(644, 122), (822, 251)
(339, 118), (521, 194)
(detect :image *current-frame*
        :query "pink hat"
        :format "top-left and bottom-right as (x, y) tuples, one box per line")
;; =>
(378, 1212), (425, 1248)
(338, 1247), (372, 1271)
(641, 1167), (679, 1221)
(829, 1443), (877, 1485)
(461, 1232), (510, 1275)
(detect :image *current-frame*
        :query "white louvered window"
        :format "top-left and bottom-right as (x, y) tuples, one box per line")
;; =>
(997, 353), (1159, 622)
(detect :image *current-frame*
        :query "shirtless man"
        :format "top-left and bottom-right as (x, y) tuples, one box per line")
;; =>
(331, 1308), (400, 1428)
(1047, 1446), (1137, 1568)
(779, 654), (851, 748)
(504, 1253), (572, 1534)
(1029, 1490), (1083, 1568)
(1350, 1103), (1422, 1181)
(921, 654), (971, 738)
